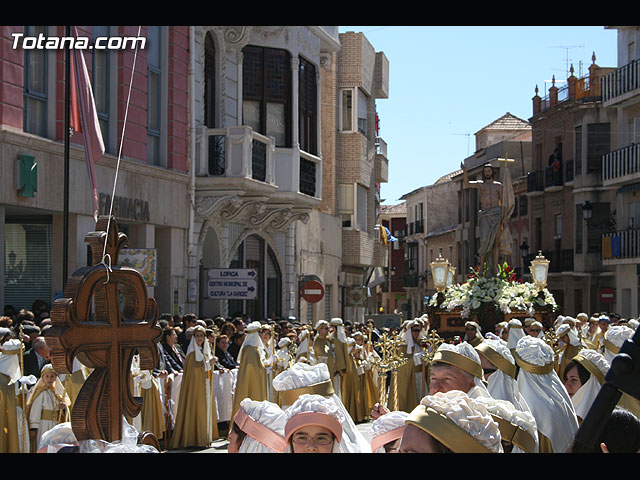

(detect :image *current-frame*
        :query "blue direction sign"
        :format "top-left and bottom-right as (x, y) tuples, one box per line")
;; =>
(207, 268), (258, 299)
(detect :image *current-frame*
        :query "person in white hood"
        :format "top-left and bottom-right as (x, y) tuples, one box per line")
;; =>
(514, 335), (578, 453)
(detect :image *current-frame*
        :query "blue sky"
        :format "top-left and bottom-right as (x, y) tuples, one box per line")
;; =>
(338, 26), (619, 204)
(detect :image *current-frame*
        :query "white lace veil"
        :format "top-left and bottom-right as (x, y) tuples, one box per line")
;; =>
(369, 410), (408, 453)
(283, 394), (345, 453)
(603, 325), (634, 363)
(272, 362), (370, 452)
(237, 398), (286, 453)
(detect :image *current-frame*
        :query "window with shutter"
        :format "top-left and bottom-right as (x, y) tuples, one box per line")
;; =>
(4, 222), (52, 311)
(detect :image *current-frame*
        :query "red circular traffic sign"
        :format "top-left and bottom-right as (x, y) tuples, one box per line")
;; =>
(301, 280), (325, 303)
(600, 287), (615, 303)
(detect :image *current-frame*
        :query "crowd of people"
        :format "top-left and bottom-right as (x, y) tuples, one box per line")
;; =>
(1, 298), (640, 453)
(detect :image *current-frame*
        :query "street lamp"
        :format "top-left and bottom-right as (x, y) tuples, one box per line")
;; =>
(430, 252), (450, 293)
(582, 200), (616, 232)
(529, 251), (550, 291)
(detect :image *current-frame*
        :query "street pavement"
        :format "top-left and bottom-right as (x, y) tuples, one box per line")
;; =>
(165, 419), (373, 453)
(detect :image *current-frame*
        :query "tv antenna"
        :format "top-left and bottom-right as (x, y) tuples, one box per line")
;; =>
(548, 44), (584, 78)
(454, 132), (472, 157)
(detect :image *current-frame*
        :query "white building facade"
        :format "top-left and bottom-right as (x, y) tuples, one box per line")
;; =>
(601, 25), (640, 318)
(188, 26), (340, 320)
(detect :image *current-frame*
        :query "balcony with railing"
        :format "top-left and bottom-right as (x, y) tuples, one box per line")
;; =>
(549, 249), (574, 273)
(544, 165), (563, 191)
(405, 219), (425, 237)
(602, 59), (640, 105)
(602, 228), (640, 263)
(526, 170), (544, 195)
(534, 62), (614, 116)
(196, 125), (276, 190)
(195, 125), (322, 206)
(565, 159), (574, 183)
(602, 143), (640, 186)
(299, 150), (320, 198)
(403, 271), (420, 288)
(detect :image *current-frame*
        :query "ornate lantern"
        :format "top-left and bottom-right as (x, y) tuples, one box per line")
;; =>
(430, 252), (450, 293)
(529, 251), (550, 291)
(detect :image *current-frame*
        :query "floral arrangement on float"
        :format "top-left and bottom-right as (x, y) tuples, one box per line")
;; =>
(429, 261), (557, 320)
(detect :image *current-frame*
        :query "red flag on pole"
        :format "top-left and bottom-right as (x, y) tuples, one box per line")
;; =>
(70, 27), (105, 221)
(69, 55), (81, 134)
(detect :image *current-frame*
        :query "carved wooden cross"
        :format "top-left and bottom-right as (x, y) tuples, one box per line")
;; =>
(46, 216), (161, 442)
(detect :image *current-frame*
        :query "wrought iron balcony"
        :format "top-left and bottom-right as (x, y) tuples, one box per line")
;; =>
(602, 143), (640, 185)
(565, 159), (574, 183)
(545, 165), (563, 190)
(549, 249), (574, 273)
(403, 272), (420, 288)
(527, 170), (544, 193)
(299, 152), (317, 197)
(602, 59), (640, 104)
(602, 229), (640, 261)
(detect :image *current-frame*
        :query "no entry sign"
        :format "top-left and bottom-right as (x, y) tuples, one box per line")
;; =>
(301, 280), (325, 303)
(600, 287), (615, 304)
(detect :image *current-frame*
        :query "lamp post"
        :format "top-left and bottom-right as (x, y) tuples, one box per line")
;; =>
(582, 200), (616, 232)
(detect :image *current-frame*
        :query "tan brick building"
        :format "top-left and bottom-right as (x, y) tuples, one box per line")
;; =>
(335, 31), (389, 322)
(528, 55), (617, 315)
(600, 26), (640, 318)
